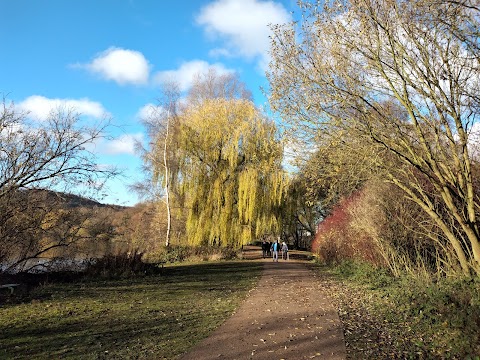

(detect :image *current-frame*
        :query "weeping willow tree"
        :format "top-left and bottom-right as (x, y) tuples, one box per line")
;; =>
(176, 98), (285, 247)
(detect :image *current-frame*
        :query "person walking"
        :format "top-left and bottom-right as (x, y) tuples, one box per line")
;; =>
(271, 238), (280, 262)
(281, 241), (289, 260)
(261, 240), (268, 258)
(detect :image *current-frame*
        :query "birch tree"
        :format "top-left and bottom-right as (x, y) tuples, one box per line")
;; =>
(268, 0), (480, 275)
(141, 82), (182, 247)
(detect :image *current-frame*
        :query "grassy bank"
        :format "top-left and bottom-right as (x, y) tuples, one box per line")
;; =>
(312, 261), (480, 359)
(0, 261), (262, 359)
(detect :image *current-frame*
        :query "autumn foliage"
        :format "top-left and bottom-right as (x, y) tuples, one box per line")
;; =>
(311, 190), (383, 266)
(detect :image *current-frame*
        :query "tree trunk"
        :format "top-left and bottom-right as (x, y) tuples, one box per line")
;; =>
(164, 111), (171, 247)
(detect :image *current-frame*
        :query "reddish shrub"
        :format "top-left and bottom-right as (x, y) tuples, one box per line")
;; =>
(312, 190), (383, 265)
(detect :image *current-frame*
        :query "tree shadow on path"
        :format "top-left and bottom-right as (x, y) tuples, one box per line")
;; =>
(179, 251), (346, 360)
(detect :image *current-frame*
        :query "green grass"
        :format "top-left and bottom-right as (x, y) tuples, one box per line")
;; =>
(323, 260), (480, 359)
(0, 261), (263, 359)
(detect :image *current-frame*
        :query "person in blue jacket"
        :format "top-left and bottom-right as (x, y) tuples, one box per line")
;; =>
(271, 238), (280, 262)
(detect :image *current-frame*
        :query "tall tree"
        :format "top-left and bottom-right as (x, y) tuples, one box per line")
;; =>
(280, 175), (320, 249)
(268, 0), (480, 275)
(187, 68), (253, 106)
(144, 71), (281, 248)
(176, 98), (285, 247)
(141, 82), (182, 247)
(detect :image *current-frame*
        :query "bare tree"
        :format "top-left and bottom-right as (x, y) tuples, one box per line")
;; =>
(140, 81), (182, 247)
(268, 0), (480, 275)
(0, 97), (118, 271)
(187, 68), (253, 105)
(0, 99), (117, 200)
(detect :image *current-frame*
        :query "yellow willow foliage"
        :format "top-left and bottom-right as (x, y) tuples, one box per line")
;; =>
(238, 168), (258, 223)
(177, 98), (285, 247)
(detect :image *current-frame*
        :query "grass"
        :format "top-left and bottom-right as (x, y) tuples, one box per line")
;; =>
(0, 261), (263, 359)
(315, 260), (480, 359)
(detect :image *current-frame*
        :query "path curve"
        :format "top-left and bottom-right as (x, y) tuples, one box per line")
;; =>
(179, 251), (346, 360)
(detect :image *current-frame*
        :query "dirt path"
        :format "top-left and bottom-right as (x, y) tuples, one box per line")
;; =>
(179, 249), (346, 360)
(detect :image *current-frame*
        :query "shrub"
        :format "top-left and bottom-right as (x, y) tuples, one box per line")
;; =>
(144, 245), (239, 264)
(313, 180), (453, 279)
(312, 191), (382, 265)
(220, 246), (238, 260)
(83, 251), (160, 278)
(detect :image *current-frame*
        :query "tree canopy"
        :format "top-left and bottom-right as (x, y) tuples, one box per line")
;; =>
(268, 0), (480, 275)
(176, 98), (285, 247)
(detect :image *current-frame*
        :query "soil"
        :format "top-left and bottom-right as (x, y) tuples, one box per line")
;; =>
(178, 246), (346, 360)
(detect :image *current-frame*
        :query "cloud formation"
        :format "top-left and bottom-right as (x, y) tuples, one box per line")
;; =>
(18, 95), (107, 121)
(137, 103), (159, 121)
(153, 60), (233, 91)
(80, 47), (151, 86)
(103, 133), (144, 155)
(196, 0), (291, 67)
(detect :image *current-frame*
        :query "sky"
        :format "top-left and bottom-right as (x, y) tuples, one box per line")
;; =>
(1, 0), (299, 207)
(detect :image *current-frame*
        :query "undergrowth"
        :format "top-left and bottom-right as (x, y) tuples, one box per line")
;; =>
(325, 260), (480, 359)
(82, 251), (161, 278)
(144, 244), (239, 263)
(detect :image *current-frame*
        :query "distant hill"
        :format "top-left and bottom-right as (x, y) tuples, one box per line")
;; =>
(27, 189), (129, 210)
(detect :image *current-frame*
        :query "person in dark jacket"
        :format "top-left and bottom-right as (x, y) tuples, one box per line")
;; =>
(261, 240), (268, 258)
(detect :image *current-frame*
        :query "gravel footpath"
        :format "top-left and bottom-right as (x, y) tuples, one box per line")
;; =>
(179, 253), (346, 360)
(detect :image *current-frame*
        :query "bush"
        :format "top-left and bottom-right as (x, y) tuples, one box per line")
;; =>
(312, 191), (384, 266)
(83, 251), (161, 278)
(221, 246), (238, 260)
(332, 260), (394, 289)
(144, 245), (239, 264)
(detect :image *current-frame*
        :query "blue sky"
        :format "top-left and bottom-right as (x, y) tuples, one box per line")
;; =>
(1, 0), (297, 206)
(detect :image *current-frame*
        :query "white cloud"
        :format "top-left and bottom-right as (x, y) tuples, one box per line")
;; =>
(79, 47), (151, 86)
(152, 60), (233, 91)
(136, 103), (159, 121)
(196, 0), (291, 66)
(209, 47), (233, 58)
(18, 95), (107, 121)
(467, 121), (480, 160)
(103, 133), (144, 155)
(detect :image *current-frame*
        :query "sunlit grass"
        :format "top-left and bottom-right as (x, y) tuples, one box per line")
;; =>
(0, 261), (262, 359)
